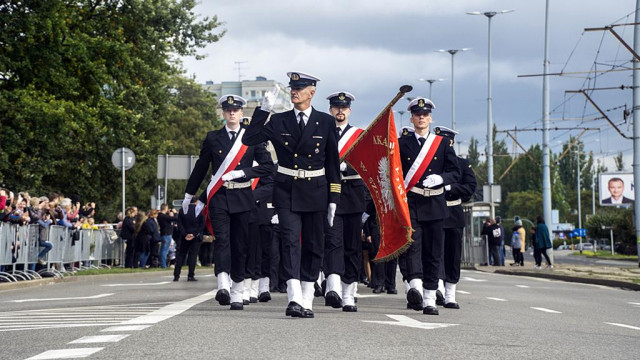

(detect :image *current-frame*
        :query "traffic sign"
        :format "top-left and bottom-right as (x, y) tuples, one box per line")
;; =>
(112, 148), (136, 170)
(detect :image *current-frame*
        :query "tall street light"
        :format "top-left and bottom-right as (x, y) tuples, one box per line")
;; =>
(435, 49), (470, 131)
(418, 78), (445, 100)
(467, 9), (513, 219)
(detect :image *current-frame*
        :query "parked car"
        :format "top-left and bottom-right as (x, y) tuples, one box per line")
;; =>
(556, 244), (572, 250)
(575, 243), (594, 251)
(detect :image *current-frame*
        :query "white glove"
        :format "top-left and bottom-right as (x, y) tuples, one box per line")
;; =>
(340, 162), (347, 172)
(422, 174), (443, 189)
(182, 193), (193, 214)
(222, 170), (245, 181)
(195, 200), (204, 217)
(327, 203), (337, 227)
(260, 86), (280, 112)
(361, 212), (370, 224)
(445, 184), (451, 191)
(270, 214), (279, 225)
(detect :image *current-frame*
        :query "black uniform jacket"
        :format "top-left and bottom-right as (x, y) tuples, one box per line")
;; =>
(178, 204), (205, 241)
(186, 127), (274, 214)
(243, 108), (341, 212)
(250, 168), (276, 225)
(399, 130), (460, 222)
(338, 124), (366, 215)
(444, 157), (477, 229)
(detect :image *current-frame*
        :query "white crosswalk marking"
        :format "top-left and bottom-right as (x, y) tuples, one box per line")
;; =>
(25, 348), (104, 360)
(69, 335), (130, 344)
(486, 297), (508, 302)
(531, 307), (562, 314)
(605, 322), (640, 331)
(516, 285), (530, 288)
(456, 290), (471, 294)
(0, 303), (171, 332)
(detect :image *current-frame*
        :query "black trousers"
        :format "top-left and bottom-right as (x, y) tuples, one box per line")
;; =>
(199, 241), (213, 266)
(512, 248), (524, 265)
(405, 218), (444, 290)
(174, 238), (202, 278)
(258, 224), (274, 278)
(124, 238), (136, 268)
(246, 221), (261, 280)
(277, 208), (325, 282)
(324, 213), (363, 283)
(270, 225), (284, 289)
(323, 215), (344, 277)
(210, 207), (250, 283)
(490, 245), (502, 266)
(370, 232), (398, 289)
(441, 227), (463, 284)
(534, 247), (552, 266)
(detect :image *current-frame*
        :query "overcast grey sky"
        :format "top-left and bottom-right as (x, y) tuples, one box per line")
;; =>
(181, 0), (638, 170)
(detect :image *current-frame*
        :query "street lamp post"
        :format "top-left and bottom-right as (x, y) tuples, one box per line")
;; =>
(418, 78), (445, 100)
(467, 9), (513, 219)
(436, 49), (469, 131)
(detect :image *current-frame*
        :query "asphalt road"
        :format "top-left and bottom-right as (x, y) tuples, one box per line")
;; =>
(1, 269), (639, 360)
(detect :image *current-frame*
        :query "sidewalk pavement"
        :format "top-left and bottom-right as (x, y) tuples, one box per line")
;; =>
(472, 262), (640, 291)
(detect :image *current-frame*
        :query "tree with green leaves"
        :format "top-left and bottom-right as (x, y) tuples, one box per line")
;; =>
(0, 0), (224, 219)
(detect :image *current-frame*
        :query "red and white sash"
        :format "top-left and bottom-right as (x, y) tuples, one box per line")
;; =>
(338, 126), (364, 159)
(203, 128), (249, 235)
(403, 133), (443, 191)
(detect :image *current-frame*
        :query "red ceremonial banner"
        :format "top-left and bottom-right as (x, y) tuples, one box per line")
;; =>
(343, 108), (412, 261)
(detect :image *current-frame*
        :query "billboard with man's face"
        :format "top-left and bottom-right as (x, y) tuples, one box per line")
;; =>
(599, 173), (634, 206)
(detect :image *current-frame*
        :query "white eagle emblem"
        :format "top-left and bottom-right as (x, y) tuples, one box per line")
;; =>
(378, 157), (395, 214)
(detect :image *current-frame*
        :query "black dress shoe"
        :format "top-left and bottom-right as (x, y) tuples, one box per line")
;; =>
(423, 305), (439, 315)
(285, 301), (304, 317)
(324, 291), (342, 308)
(387, 289), (398, 295)
(302, 309), (315, 318)
(372, 285), (384, 294)
(342, 305), (358, 312)
(314, 282), (323, 297)
(321, 279), (327, 297)
(243, 299), (250, 305)
(249, 297), (258, 303)
(173, 276), (179, 282)
(436, 290), (445, 306)
(258, 292), (271, 302)
(215, 289), (230, 306)
(187, 277), (197, 282)
(444, 302), (460, 309)
(406, 288), (423, 311)
(230, 302), (244, 310)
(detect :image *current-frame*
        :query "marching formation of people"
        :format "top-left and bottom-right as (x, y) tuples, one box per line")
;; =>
(180, 70), (479, 318)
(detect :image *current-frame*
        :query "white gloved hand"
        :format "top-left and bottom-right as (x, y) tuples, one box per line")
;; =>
(445, 184), (451, 191)
(339, 162), (347, 172)
(327, 203), (337, 227)
(270, 214), (279, 225)
(195, 200), (204, 217)
(422, 174), (443, 189)
(182, 193), (193, 214)
(361, 212), (370, 224)
(260, 86), (280, 112)
(222, 170), (245, 181)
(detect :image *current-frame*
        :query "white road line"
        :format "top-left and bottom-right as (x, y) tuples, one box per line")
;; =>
(605, 322), (640, 331)
(363, 315), (458, 330)
(531, 307), (562, 314)
(462, 277), (487, 282)
(516, 285), (530, 288)
(101, 281), (171, 287)
(456, 290), (471, 294)
(486, 297), (508, 302)
(101, 325), (151, 332)
(628, 302), (640, 307)
(355, 294), (381, 299)
(10, 294), (114, 303)
(69, 335), (130, 344)
(122, 290), (216, 325)
(26, 348), (104, 360)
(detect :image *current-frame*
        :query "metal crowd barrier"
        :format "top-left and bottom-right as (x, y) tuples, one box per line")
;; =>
(0, 223), (125, 283)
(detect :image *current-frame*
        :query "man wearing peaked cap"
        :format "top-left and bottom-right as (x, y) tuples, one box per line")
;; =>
(434, 126), (477, 310)
(243, 71), (341, 318)
(398, 97), (460, 316)
(320, 91), (366, 312)
(182, 93), (274, 311)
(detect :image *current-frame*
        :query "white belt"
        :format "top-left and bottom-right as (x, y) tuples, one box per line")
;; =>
(446, 199), (462, 207)
(341, 174), (362, 181)
(409, 187), (444, 197)
(223, 181), (252, 189)
(277, 165), (325, 178)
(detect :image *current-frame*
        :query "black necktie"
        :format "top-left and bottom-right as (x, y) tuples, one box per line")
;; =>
(298, 113), (305, 133)
(230, 131), (237, 142)
(418, 137), (426, 147)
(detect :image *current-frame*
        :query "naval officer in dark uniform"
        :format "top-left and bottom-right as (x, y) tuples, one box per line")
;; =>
(435, 126), (477, 309)
(243, 72), (341, 318)
(182, 94), (274, 311)
(399, 98), (460, 315)
(322, 91), (366, 312)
